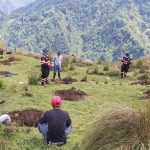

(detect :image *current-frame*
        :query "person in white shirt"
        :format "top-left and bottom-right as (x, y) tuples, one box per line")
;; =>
(53, 50), (63, 80)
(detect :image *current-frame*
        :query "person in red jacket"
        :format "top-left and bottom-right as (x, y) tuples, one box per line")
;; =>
(38, 96), (72, 145)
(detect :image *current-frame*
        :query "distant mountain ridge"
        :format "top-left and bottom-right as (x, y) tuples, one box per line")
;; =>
(1, 0), (150, 61)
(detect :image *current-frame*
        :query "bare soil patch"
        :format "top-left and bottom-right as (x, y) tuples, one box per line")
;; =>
(9, 108), (43, 127)
(0, 71), (16, 77)
(0, 57), (20, 65)
(55, 87), (87, 101)
(131, 80), (150, 85)
(52, 77), (77, 84)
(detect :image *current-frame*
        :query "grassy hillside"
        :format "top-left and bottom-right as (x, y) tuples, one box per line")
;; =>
(0, 50), (150, 149)
(0, 0), (150, 61)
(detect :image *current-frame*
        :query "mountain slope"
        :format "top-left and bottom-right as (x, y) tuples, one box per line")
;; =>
(1, 0), (150, 61)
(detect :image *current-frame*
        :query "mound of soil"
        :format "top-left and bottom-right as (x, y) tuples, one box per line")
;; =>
(0, 71), (16, 77)
(0, 57), (20, 65)
(62, 77), (77, 84)
(131, 80), (150, 85)
(52, 77), (77, 84)
(55, 87), (87, 101)
(9, 109), (43, 127)
(0, 71), (11, 75)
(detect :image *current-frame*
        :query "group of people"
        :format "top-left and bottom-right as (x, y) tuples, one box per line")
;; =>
(0, 96), (72, 146)
(41, 49), (63, 86)
(0, 50), (132, 146)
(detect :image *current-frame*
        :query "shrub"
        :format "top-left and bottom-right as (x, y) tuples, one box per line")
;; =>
(133, 70), (138, 77)
(93, 65), (99, 75)
(78, 106), (150, 150)
(28, 69), (40, 85)
(69, 63), (76, 71)
(0, 80), (4, 89)
(81, 75), (88, 82)
(139, 67), (146, 74)
(107, 69), (120, 77)
(103, 65), (109, 71)
(136, 59), (144, 69)
(62, 56), (71, 68)
(7, 82), (18, 92)
(95, 78), (100, 84)
(137, 73), (149, 80)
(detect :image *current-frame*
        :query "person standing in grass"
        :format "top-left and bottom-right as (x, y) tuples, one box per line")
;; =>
(120, 53), (132, 78)
(38, 96), (72, 145)
(53, 50), (63, 80)
(41, 49), (51, 85)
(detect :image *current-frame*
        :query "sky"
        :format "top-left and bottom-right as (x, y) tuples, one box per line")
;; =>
(9, 0), (36, 8)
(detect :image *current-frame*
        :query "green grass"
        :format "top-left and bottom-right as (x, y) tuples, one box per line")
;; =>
(0, 53), (149, 150)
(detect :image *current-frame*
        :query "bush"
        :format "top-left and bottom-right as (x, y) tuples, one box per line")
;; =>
(69, 63), (76, 71)
(136, 59), (144, 69)
(103, 65), (109, 71)
(86, 65), (100, 75)
(107, 69), (120, 77)
(137, 73), (149, 80)
(81, 75), (88, 82)
(7, 82), (18, 92)
(139, 67), (146, 74)
(93, 65), (99, 75)
(78, 106), (150, 150)
(28, 69), (40, 85)
(0, 80), (4, 89)
(62, 57), (71, 68)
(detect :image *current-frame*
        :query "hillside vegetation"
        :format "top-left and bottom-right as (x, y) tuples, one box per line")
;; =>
(1, 48), (150, 149)
(0, 0), (150, 61)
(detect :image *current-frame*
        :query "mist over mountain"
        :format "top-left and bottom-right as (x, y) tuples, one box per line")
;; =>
(0, 0), (150, 61)
(0, 0), (35, 13)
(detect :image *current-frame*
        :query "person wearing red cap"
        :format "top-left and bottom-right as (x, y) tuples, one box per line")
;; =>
(38, 96), (72, 145)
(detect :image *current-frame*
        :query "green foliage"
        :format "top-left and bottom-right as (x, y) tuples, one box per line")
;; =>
(79, 106), (150, 150)
(139, 67), (146, 74)
(137, 73), (149, 80)
(62, 57), (70, 68)
(107, 69), (120, 77)
(0, 80), (4, 89)
(69, 63), (76, 71)
(103, 65), (109, 71)
(1, 0), (150, 61)
(86, 65), (100, 75)
(136, 59), (144, 69)
(28, 69), (40, 85)
(81, 75), (88, 82)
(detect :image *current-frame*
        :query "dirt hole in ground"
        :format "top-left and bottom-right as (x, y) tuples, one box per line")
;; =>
(9, 108), (43, 127)
(131, 80), (150, 85)
(52, 77), (77, 84)
(0, 71), (16, 77)
(0, 57), (20, 65)
(55, 87), (87, 101)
